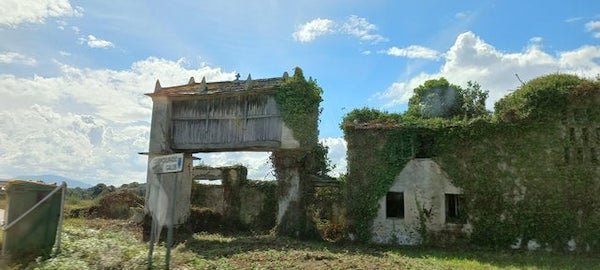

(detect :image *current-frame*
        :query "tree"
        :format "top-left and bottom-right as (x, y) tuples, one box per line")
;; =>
(462, 81), (489, 118)
(407, 78), (464, 118)
(407, 78), (489, 119)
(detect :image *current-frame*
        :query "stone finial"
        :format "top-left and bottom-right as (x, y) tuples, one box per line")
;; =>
(154, 79), (162, 93)
(282, 71), (289, 79)
(293, 67), (304, 79)
(245, 74), (253, 90)
(198, 76), (207, 92)
(188, 76), (195, 85)
(235, 73), (241, 80)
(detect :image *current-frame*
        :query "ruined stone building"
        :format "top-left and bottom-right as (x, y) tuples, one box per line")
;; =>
(343, 75), (600, 250)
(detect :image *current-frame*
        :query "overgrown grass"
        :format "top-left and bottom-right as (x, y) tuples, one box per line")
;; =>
(64, 196), (97, 213)
(15, 218), (600, 269)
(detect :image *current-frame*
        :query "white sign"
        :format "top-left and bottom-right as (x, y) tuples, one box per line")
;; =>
(150, 153), (184, 174)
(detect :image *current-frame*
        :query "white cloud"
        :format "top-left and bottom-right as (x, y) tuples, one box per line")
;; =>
(383, 45), (441, 60)
(0, 52), (37, 65)
(0, 57), (236, 185)
(529, 36), (543, 44)
(58, 50), (71, 56)
(320, 137), (347, 177)
(293, 15), (386, 44)
(292, 18), (335, 43)
(192, 137), (349, 180)
(455, 12), (470, 20)
(0, 0), (82, 27)
(56, 19), (67, 30)
(80, 35), (115, 49)
(195, 152), (274, 180)
(376, 31), (600, 108)
(585, 20), (600, 38)
(341, 15), (387, 43)
(565, 17), (583, 23)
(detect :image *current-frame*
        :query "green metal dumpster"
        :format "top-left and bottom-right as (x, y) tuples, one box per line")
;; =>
(2, 180), (63, 261)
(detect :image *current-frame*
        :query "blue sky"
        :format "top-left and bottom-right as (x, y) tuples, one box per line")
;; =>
(1, 0), (599, 185)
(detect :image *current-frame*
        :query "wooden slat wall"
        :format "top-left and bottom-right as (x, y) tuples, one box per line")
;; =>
(171, 94), (283, 151)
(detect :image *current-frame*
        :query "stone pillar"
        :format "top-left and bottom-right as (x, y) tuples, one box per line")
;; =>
(272, 150), (316, 238)
(222, 166), (247, 222)
(145, 96), (192, 225)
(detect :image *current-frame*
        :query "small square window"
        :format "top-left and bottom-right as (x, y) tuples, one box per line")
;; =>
(574, 109), (586, 123)
(569, 128), (576, 143)
(386, 192), (404, 218)
(416, 133), (435, 158)
(582, 128), (589, 144)
(577, 147), (584, 162)
(445, 194), (466, 224)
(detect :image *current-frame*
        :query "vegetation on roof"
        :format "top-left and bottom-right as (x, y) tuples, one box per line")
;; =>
(342, 73), (600, 249)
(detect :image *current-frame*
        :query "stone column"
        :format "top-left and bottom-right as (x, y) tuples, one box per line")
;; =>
(272, 150), (316, 238)
(145, 96), (192, 225)
(222, 166), (247, 222)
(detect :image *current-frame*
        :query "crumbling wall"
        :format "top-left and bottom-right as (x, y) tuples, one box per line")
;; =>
(191, 165), (277, 231)
(344, 104), (600, 249)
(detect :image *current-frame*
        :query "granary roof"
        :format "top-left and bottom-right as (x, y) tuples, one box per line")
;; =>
(145, 73), (286, 98)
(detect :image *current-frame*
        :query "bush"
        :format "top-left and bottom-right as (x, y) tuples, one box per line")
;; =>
(494, 74), (584, 122)
(95, 190), (143, 219)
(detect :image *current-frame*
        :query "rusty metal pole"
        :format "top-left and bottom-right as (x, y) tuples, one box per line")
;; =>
(147, 175), (159, 270)
(54, 182), (67, 255)
(165, 176), (176, 270)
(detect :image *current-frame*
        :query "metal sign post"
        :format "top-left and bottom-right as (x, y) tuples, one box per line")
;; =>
(147, 153), (184, 270)
(165, 178), (176, 269)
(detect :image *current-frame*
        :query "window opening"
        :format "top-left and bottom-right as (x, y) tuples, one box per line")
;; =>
(386, 192), (404, 218)
(582, 128), (589, 144)
(445, 194), (466, 224)
(415, 132), (435, 158)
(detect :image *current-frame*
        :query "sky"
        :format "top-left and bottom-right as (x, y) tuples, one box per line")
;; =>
(1, 0), (599, 185)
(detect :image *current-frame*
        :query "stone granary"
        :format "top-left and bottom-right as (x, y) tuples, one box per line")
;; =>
(144, 70), (320, 236)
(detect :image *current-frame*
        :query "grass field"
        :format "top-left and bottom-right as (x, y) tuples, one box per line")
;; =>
(12, 218), (600, 270)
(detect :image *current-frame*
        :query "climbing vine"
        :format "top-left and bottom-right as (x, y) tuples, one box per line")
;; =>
(275, 67), (323, 148)
(270, 67), (327, 238)
(343, 74), (600, 250)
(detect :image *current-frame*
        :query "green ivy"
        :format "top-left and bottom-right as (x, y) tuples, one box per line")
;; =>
(494, 74), (583, 122)
(271, 68), (327, 238)
(275, 67), (323, 147)
(343, 74), (600, 250)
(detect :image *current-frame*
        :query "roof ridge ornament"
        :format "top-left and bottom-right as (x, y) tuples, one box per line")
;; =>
(154, 79), (162, 93)
(188, 76), (195, 85)
(245, 74), (253, 90)
(197, 76), (207, 93)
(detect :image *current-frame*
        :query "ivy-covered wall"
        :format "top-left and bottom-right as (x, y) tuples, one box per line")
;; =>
(343, 75), (600, 251)
(271, 67), (324, 238)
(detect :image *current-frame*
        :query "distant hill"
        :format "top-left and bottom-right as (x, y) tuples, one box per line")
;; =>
(14, 174), (93, 189)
